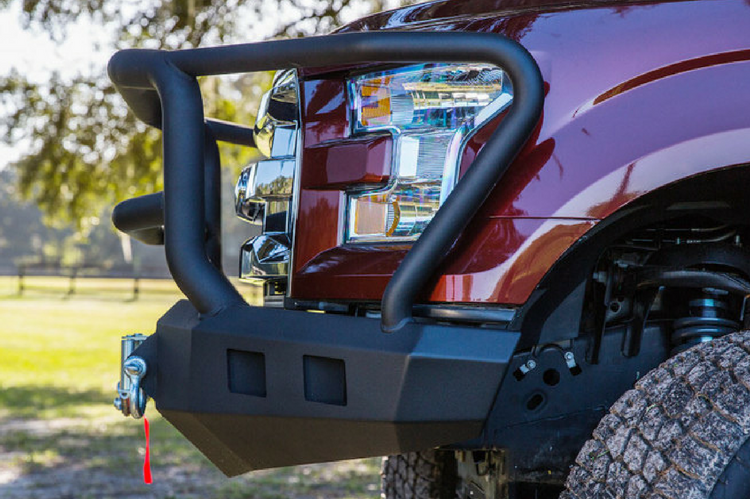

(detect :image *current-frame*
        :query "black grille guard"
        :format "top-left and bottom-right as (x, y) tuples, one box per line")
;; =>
(109, 31), (543, 475)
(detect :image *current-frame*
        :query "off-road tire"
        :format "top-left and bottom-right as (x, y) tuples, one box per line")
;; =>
(561, 331), (750, 499)
(381, 449), (459, 499)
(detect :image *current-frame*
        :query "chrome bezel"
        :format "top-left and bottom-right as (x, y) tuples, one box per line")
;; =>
(286, 71), (304, 298)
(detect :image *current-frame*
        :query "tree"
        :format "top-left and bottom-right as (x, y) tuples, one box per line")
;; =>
(0, 0), (412, 233)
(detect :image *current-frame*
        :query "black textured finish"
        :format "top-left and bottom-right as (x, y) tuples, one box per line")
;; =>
(134, 300), (519, 475)
(109, 130), (225, 260)
(112, 192), (164, 232)
(303, 355), (346, 406)
(108, 31), (544, 326)
(111, 192), (164, 245)
(227, 350), (267, 397)
(203, 128), (222, 270)
(206, 119), (256, 147)
(472, 323), (670, 482)
(412, 304), (516, 325)
(110, 52), (244, 315)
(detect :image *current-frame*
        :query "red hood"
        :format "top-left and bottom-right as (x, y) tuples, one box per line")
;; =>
(338, 0), (692, 33)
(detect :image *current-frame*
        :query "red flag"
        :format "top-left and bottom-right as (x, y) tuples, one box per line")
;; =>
(143, 417), (153, 484)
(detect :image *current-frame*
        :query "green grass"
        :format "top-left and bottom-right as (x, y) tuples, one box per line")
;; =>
(0, 276), (380, 498)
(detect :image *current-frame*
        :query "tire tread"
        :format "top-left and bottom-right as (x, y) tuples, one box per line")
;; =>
(562, 331), (750, 499)
(381, 450), (458, 499)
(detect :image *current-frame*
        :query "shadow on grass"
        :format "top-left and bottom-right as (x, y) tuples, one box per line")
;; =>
(0, 413), (380, 499)
(0, 408), (225, 499)
(0, 292), (178, 303)
(0, 385), (380, 498)
(0, 385), (109, 419)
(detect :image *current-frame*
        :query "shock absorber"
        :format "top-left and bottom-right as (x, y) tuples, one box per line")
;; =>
(671, 288), (741, 354)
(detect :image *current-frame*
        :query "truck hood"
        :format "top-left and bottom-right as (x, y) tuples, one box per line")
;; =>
(339, 0), (690, 33)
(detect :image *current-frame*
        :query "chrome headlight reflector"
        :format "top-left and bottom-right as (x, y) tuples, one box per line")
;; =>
(235, 159), (295, 228)
(235, 69), (300, 283)
(240, 233), (291, 281)
(254, 70), (300, 158)
(346, 63), (513, 243)
(235, 69), (299, 230)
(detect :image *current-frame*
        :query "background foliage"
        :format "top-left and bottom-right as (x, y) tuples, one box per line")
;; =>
(0, 0), (411, 237)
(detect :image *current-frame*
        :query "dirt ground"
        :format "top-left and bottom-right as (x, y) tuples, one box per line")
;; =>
(0, 414), (382, 499)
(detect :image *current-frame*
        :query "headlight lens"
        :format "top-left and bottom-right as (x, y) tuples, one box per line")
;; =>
(346, 63), (513, 243)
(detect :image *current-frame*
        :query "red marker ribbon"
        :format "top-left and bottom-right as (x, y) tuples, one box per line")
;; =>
(143, 417), (153, 484)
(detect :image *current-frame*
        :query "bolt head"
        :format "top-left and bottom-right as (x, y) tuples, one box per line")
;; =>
(526, 360), (537, 369)
(123, 357), (146, 377)
(564, 352), (575, 360)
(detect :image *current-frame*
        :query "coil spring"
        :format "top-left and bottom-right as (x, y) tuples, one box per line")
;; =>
(671, 289), (740, 355)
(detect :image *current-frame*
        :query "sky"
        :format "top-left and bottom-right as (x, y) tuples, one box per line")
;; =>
(0, 0), (402, 169)
(0, 7), (110, 79)
(0, 2), (111, 167)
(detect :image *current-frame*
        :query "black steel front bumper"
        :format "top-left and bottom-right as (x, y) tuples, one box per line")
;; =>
(110, 31), (543, 475)
(135, 301), (518, 475)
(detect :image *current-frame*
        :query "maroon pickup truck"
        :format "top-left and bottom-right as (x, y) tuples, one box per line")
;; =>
(109, 0), (750, 497)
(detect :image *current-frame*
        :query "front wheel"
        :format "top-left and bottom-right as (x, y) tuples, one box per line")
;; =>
(562, 331), (750, 499)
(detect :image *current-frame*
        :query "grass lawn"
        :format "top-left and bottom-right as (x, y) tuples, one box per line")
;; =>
(0, 276), (381, 499)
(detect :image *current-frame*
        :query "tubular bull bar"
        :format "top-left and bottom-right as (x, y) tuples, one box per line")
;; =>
(109, 32), (543, 476)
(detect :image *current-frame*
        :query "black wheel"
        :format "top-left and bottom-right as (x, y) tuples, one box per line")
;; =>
(381, 449), (459, 499)
(561, 331), (750, 499)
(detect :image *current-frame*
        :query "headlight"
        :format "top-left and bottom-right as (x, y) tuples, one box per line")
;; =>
(345, 63), (513, 243)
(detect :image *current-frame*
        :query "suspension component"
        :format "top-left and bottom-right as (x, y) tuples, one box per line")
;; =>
(671, 289), (741, 354)
(633, 264), (750, 356)
(114, 334), (150, 419)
